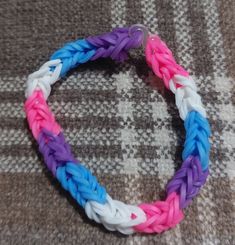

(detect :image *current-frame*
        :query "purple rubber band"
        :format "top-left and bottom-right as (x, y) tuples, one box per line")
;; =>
(87, 27), (144, 62)
(38, 129), (77, 175)
(167, 155), (209, 208)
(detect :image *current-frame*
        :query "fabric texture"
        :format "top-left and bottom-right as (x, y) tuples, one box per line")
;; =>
(0, 0), (234, 244)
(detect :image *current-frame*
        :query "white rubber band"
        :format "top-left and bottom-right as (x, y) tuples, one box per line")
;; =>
(85, 194), (146, 234)
(169, 75), (206, 120)
(25, 59), (62, 99)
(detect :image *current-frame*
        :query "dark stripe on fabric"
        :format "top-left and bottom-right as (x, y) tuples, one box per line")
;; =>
(126, 0), (143, 25)
(0, 91), (24, 103)
(186, 0), (214, 76)
(72, 144), (122, 159)
(155, 0), (178, 56)
(50, 89), (118, 103)
(0, 116), (121, 130)
(179, 199), (203, 244)
(0, 144), (123, 159)
(210, 178), (235, 243)
(217, 0), (235, 79)
(0, 89), (118, 103)
(0, 115), (180, 131)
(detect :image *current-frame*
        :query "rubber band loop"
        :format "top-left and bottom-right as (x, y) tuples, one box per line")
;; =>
(129, 24), (149, 49)
(24, 25), (211, 235)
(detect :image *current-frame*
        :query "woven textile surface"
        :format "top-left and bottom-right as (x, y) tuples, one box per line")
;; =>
(0, 0), (234, 244)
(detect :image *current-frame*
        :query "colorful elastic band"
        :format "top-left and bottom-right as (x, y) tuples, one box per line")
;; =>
(24, 25), (211, 234)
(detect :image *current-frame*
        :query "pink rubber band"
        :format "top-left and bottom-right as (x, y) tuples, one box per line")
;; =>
(134, 192), (184, 233)
(145, 35), (189, 89)
(24, 90), (61, 139)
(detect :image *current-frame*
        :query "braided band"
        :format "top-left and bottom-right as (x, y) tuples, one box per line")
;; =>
(24, 25), (211, 234)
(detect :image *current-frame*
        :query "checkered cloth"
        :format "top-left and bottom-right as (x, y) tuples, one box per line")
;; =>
(0, 0), (234, 244)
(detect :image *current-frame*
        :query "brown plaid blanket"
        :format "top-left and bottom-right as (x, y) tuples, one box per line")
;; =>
(0, 0), (234, 244)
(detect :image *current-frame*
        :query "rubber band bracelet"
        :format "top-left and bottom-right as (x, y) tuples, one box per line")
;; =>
(24, 25), (211, 234)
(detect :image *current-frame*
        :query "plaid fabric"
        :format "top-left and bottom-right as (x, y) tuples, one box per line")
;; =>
(0, 0), (234, 244)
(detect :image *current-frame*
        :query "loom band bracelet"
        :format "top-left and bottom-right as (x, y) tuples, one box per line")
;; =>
(24, 25), (211, 234)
